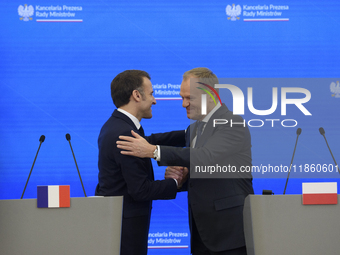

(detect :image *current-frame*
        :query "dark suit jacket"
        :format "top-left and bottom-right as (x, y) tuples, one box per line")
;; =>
(95, 109), (186, 255)
(158, 104), (254, 252)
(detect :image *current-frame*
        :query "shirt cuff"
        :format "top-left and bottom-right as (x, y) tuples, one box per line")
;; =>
(154, 145), (161, 161)
(173, 178), (178, 187)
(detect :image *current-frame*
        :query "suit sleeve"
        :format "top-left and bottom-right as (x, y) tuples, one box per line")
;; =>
(146, 130), (186, 147)
(158, 116), (252, 178)
(111, 130), (177, 201)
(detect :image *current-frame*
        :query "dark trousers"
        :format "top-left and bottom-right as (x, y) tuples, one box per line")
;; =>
(120, 215), (150, 255)
(191, 217), (247, 255)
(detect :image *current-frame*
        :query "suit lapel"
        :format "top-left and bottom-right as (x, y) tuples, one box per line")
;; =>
(195, 104), (229, 148)
(185, 122), (199, 148)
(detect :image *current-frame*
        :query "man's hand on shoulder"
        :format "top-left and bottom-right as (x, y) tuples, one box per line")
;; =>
(117, 130), (156, 158)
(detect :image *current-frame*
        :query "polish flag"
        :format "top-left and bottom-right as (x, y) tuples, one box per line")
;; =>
(37, 185), (70, 208)
(302, 182), (337, 205)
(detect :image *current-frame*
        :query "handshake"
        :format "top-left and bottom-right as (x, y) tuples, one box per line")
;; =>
(164, 166), (188, 189)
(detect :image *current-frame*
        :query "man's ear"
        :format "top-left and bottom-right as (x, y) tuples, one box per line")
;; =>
(131, 89), (142, 102)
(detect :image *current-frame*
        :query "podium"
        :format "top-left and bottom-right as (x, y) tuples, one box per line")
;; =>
(0, 196), (123, 255)
(243, 195), (340, 255)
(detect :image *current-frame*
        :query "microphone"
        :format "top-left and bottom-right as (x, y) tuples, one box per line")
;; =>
(319, 127), (325, 135)
(39, 135), (46, 143)
(21, 135), (45, 199)
(319, 127), (339, 174)
(283, 128), (302, 195)
(66, 133), (87, 197)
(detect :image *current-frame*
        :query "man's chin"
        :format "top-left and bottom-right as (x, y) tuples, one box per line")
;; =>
(187, 113), (201, 120)
(144, 113), (153, 119)
(186, 110), (193, 119)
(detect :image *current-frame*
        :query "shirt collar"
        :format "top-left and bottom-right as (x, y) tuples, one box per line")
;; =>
(117, 108), (141, 129)
(201, 102), (221, 123)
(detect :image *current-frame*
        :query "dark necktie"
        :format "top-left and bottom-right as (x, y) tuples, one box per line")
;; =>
(139, 126), (145, 137)
(138, 125), (154, 180)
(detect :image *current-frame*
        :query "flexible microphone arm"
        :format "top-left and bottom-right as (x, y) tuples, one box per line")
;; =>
(66, 133), (87, 197)
(319, 127), (339, 174)
(21, 135), (45, 199)
(283, 128), (301, 195)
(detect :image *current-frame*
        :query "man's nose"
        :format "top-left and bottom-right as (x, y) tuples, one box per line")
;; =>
(182, 99), (189, 108)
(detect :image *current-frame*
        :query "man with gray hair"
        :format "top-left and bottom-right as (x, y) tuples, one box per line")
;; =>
(117, 67), (254, 255)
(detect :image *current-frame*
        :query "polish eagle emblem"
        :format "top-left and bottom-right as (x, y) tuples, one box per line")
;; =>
(18, 4), (34, 21)
(226, 4), (241, 21)
(330, 81), (340, 98)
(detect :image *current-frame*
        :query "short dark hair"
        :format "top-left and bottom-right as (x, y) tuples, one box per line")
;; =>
(111, 70), (151, 108)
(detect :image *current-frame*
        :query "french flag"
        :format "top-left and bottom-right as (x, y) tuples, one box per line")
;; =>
(302, 182), (338, 205)
(37, 185), (70, 208)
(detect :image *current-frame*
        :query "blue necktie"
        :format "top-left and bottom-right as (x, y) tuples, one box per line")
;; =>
(196, 121), (205, 146)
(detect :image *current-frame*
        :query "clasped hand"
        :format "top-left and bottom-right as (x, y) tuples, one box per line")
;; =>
(165, 166), (189, 189)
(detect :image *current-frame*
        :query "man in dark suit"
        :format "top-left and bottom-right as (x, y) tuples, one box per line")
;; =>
(95, 70), (187, 255)
(117, 68), (254, 255)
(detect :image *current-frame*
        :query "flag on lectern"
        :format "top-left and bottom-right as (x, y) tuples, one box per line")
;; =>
(37, 185), (70, 208)
(302, 182), (337, 205)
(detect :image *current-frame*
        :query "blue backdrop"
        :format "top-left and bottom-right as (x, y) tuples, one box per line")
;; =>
(1, 1), (339, 253)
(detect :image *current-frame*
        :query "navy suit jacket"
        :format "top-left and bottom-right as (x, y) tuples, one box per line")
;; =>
(95, 110), (185, 255)
(158, 104), (254, 252)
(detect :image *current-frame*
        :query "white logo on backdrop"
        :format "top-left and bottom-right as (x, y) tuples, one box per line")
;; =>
(330, 81), (340, 98)
(18, 4), (34, 21)
(226, 4), (241, 21)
